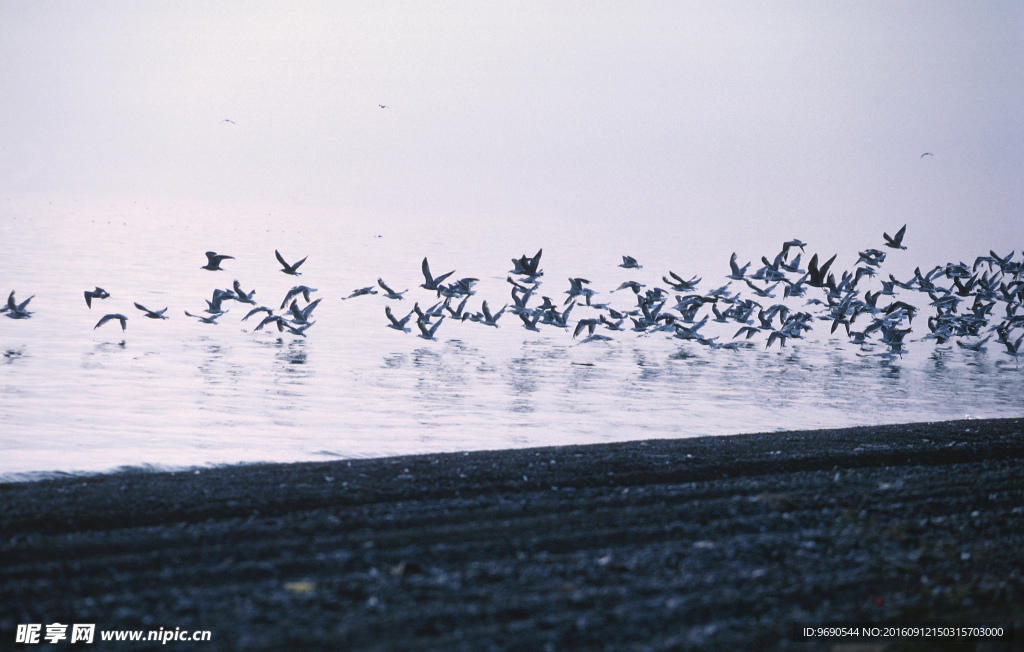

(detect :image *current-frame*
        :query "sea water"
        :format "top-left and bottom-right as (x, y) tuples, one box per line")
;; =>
(2, 196), (1021, 480)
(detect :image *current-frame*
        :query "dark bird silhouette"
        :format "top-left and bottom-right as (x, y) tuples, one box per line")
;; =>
(619, 255), (642, 269)
(83, 287), (110, 309)
(343, 286), (377, 299)
(511, 249), (543, 277)
(185, 310), (225, 324)
(94, 313), (127, 331)
(420, 258), (455, 291)
(377, 278), (407, 300)
(281, 286), (317, 308)
(416, 316), (444, 340)
(806, 253), (837, 287)
(921, 152), (933, 157)
(4, 291), (34, 319)
(232, 280), (256, 304)
(202, 251), (234, 271)
(275, 250), (307, 275)
(134, 303), (168, 319)
(883, 225), (907, 250)
(727, 253), (750, 280)
(385, 306), (413, 332)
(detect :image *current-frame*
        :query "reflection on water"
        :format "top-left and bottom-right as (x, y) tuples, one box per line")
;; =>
(3, 311), (1023, 480)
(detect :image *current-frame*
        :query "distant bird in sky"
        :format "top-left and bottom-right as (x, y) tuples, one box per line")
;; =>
(379, 104), (388, 109)
(94, 313), (127, 331)
(83, 287), (110, 309)
(221, 119), (235, 124)
(275, 250), (307, 275)
(883, 224), (908, 250)
(202, 251), (234, 271)
(921, 152), (933, 157)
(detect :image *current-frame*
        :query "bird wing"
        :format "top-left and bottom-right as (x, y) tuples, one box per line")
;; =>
(421, 258), (434, 286)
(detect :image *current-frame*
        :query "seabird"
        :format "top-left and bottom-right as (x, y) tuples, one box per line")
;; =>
(233, 280), (256, 304)
(134, 303), (168, 319)
(242, 306), (274, 321)
(727, 253), (750, 280)
(420, 257), (455, 291)
(184, 310), (225, 324)
(883, 224), (908, 250)
(377, 278), (407, 300)
(275, 250), (307, 276)
(479, 301), (507, 327)
(281, 286), (317, 309)
(619, 255), (642, 269)
(94, 313), (127, 331)
(4, 291), (34, 319)
(385, 306), (413, 332)
(202, 251), (234, 271)
(511, 249), (543, 277)
(416, 316), (444, 340)
(343, 286), (377, 299)
(84, 287), (110, 309)
(287, 298), (320, 324)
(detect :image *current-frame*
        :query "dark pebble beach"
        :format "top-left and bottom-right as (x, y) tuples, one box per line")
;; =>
(2, 418), (1023, 651)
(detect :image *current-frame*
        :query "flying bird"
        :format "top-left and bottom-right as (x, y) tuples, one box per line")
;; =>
(185, 310), (225, 324)
(343, 286), (377, 299)
(416, 316), (445, 340)
(385, 306), (413, 332)
(202, 251), (234, 271)
(134, 303), (168, 319)
(231, 280), (256, 304)
(511, 249), (543, 277)
(619, 255), (642, 269)
(280, 286), (317, 309)
(420, 257), (455, 291)
(275, 250), (307, 275)
(377, 278), (407, 300)
(727, 253), (750, 280)
(883, 225), (907, 250)
(4, 291), (34, 319)
(94, 313), (127, 331)
(921, 152), (933, 157)
(84, 287), (110, 309)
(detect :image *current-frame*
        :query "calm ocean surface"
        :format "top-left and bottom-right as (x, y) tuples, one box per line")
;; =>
(2, 197), (1022, 481)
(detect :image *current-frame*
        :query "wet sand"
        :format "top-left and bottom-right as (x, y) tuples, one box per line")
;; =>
(2, 418), (1022, 650)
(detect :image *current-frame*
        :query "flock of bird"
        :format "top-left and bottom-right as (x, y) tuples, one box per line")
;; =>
(4, 227), (1024, 362)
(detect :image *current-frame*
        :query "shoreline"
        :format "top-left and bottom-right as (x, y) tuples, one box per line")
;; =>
(3, 417), (1022, 649)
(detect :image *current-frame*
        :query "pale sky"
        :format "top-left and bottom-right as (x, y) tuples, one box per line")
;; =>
(1, 2), (1021, 260)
